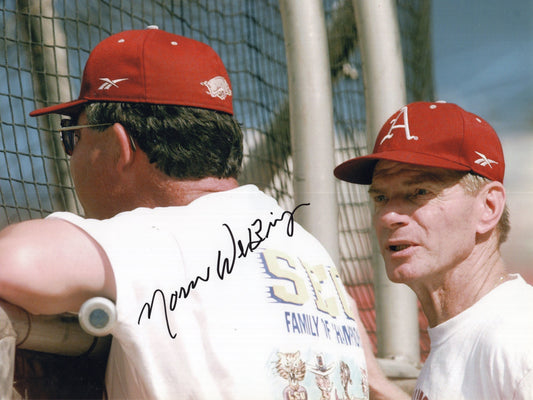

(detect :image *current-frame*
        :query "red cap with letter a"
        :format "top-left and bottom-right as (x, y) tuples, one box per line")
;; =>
(30, 26), (233, 117)
(334, 101), (505, 184)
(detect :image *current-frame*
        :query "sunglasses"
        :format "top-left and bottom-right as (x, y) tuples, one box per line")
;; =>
(59, 119), (136, 155)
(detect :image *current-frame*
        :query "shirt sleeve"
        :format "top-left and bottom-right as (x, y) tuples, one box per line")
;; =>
(514, 368), (533, 400)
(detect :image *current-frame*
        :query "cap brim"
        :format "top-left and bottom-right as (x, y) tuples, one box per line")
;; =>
(29, 99), (89, 117)
(334, 151), (471, 184)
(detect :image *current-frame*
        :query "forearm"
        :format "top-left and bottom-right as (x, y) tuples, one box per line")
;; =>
(351, 297), (410, 399)
(369, 375), (410, 400)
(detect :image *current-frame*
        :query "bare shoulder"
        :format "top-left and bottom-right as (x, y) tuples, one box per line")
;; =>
(2, 217), (90, 241)
(0, 218), (102, 266)
(0, 218), (115, 314)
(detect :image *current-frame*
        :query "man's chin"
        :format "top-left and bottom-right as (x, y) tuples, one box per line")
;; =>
(385, 263), (418, 284)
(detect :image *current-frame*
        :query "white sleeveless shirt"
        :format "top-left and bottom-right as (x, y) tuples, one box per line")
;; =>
(50, 185), (368, 400)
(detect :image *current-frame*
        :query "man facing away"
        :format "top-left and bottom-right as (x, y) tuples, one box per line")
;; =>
(334, 101), (533, 400)
(0, 27), (407, 399)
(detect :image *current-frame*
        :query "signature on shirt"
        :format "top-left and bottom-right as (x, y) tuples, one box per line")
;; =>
(137, 203), (310, 339)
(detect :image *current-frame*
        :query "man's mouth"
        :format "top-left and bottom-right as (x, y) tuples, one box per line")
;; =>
(388, 244), (411, 252)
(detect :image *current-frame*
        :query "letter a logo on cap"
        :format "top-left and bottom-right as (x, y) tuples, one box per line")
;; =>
(380, 106), (419, 145)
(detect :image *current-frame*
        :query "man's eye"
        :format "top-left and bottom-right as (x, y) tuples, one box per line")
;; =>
(413, 188), (429, 197)
(373, 194), (387, 203)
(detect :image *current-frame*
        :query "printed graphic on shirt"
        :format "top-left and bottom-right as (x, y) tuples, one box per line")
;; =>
(262, 248), (368, 398)
(273, 350), (368, 400)
(261, 248), (356, 320)
(260, 248), (361, 346)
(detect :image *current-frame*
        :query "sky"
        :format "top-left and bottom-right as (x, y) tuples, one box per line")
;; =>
(431, 0), (533, 277)
(432, 0), (532, 134)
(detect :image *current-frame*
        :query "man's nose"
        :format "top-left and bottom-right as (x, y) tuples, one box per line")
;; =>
(374, 198), (411, 230)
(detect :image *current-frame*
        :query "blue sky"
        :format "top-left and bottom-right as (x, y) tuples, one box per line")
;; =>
(432, 0), (532, 134)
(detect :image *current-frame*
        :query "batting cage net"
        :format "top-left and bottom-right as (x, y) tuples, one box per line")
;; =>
(0, 0), (433, 396)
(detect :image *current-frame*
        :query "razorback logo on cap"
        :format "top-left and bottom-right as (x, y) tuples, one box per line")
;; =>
(201, 76), (232, 100)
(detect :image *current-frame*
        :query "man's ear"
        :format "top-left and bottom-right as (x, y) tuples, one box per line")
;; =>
(476, 181), (506, 235)
(111, 123), (136, 171)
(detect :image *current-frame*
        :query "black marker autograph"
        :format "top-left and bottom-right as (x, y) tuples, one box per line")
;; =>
(138, 203), (310, 339)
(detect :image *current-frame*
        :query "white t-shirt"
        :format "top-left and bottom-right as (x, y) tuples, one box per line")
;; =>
(413, 274), (533, 400)
(50, 185), (368, 400)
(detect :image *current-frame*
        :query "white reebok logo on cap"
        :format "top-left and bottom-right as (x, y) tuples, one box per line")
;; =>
(98, 78), (129, 90)
(474, 151), (498, 168)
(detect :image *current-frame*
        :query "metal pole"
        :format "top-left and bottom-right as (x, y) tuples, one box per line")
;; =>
(279, 0), (339, 264)
(352, 0), (420, 365)
(24, 0), (82, 214)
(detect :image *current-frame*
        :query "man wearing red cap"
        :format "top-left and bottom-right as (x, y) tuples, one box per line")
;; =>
(0, 27), (408, 399)
(335, 101), (533, 399)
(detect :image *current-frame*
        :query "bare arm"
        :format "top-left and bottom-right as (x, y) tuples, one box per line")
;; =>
(352, 299), (410, 400)
(0, 218), (115, 314)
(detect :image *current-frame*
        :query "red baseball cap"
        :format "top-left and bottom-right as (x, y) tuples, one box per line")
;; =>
(334, 101), (505, 184)
(30, 26), (233, 117)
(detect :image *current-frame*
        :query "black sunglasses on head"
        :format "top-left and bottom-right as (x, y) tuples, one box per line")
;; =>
(59, 119), (113, 155)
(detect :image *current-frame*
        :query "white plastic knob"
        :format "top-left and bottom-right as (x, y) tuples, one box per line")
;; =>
(79, 297), (117, 336)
